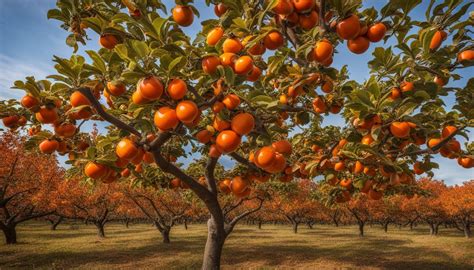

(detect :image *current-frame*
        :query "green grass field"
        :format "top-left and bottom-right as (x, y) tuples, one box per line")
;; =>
(0, 222), (472, 269)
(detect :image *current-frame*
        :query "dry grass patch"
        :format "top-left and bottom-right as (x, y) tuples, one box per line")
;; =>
(0, 222), (472, 269)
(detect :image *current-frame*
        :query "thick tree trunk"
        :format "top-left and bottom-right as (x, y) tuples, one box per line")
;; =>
(358, 222), (365, 237)
(95, 223), (105, 238)
(161, 229), (170, 244)
(383, 222), (389, 233)
(429, 223), (436, 236)
(434, 223), (440, 235)
(463, 222), (471, 238)
(293, 222), (299, 233)
(50, 217), (63, 230)
(258, 220), (262, 229)
(202, 218), (225, 270)
(2, 225), (17, 244)
(125, 218), (130, 228)
(184, 219), (188, 230)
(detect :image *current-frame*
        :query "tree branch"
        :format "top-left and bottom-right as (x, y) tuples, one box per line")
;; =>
(76, 87), (141, 137)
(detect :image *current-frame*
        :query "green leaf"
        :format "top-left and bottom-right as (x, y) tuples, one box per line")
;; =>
(86, 50), (107, 73)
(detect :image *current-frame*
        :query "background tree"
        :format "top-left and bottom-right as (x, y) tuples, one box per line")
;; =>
(441, 180), (473, 238)
(0, 132), (62, 244)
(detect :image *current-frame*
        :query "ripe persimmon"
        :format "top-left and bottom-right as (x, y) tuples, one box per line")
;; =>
(138, 76), (163, 100)
(390, 122), (411, 138)
(427, 138), (442, 149)
(433, 76), (448, 86)
(457, 50), (474, 63)
(400, 81), (414, 92)
(255, 146), (276, 168)
(214, 3), (227, 17)
(231, 113), (255, 136)
(2, 116), (19, 128)
(172, 5), (194, 27)
(312, 96), (327, 113)
(247, 66), (262, 82)
(273, 0), (294, 15)
(299, 11), (318, 30)
(334, 161), (345, 171)
(223, 38), (243, 53)
(167, 78), (188, 100)
(99, 34), (118, 49)
(54, 123), (76, 138)
(429, 30), (446, 51)
(116, 138), (139, 160)
(339, 178), (352, 188)
(213, 116), (231, 131)
(264, 153), (286, 173)
(219, 52), (237, 68)
(248, 42), (266, 55)
(367, 23), (386, 42)
(272, 140), (292, 155)
(458, 156), (474, 168)
(176, 100), (199, 124)
(202, 56), (221, 74)
(234, 56), (254, 75)
(389, 87), (401, 100)
(154, 106), (179, 130)
(292, 0), (314, 13)
(107, 81), (126, 96)
(263, 31), (284, 50)
(413, 162), (424, 175)
(132, 90), (149, 105)
(209, 144), (222, 158)
(39, 139), (59, 154)
(212, 101), (225, 113)
(321, 80), (333, 93)
(216, 130), (241, 153)
(207, 27), (224, 46)
(313, 40), (333, 62)
(222, 94), (240, 110)
(35, 107), (58, 124)
(70, 91), (91, 107)
(347, 36), (370, 54)
(336, 14), (360, 40)
(441, 125), (457, 138)
(230, 176), (249, 194)
(85, 162), (108, 179)
(21, 95), (39, 109)
(353, 161), (364, 174)
(361, 134), (375, 145)
(196, 130), (212, 144)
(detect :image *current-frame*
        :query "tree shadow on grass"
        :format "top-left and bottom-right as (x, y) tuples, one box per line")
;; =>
(222, 236), (472, 270)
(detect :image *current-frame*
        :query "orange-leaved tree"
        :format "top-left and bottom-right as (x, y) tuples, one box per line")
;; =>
(0, 132), (63, 244)
(441, 180), (473, 238)
(0, 0), (473, 268)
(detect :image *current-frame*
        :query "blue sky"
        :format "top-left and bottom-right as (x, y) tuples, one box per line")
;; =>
(0, 0), (472, 184)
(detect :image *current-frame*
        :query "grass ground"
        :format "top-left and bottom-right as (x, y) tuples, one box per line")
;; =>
(0, 222), (472, 269)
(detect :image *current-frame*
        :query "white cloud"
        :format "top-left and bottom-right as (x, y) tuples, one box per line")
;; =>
(0, 54), (51, 99)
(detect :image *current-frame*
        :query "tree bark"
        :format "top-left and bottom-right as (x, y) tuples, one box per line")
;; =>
(429, 223), (436, 236)
(463, 222), (471, 238)
(184, 219), (188, 230)
(125, 218), (130, 228)
(50, 217), (63, 231)
(258, 220), (262, 229)
(434, 222), (440, 235)
(161, 228), (170, 244)
(293, 222), (299, 233)
(383, 221), (389, 233)
(95, 222), (105, 238)
(2, 225), (17, 244)
(358, 222), (365, 237)
(202, 218), (225, 270)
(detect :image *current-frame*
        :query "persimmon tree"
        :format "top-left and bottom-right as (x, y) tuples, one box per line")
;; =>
(56, 180), (124, 238)
(0, 133), (63, 244)
(124, 184), (193, 243)
(441, 180), (473, 238)
(0, 0), (473, 268)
